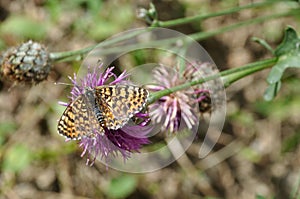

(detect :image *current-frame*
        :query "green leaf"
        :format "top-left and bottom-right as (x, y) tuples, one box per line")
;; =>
(265, 27), (300, 100)
(267, 55), (300, 84)
(257, 87), (300, 119)
(106, 175), (137, 199)
(0, 39), (5, 50)
(251, 37), (274, 54)
(0, 122), (17, 134)
(263, 81), (281, 101)
(85, 0), (103, 17)
(255, 195), (266, 199)
(274, 27), (299, 57)
(0, 121), (17, 145)
(282, 129), (300, 153)
(0, 15), (48, 39)
(2, 144), (32, 173)
(240, 147), (261, 163)
(45, 0), (62, 22)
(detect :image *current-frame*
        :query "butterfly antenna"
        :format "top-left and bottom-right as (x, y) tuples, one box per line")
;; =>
(54, 82), (73, 87)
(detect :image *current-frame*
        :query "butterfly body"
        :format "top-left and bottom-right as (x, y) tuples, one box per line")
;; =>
(57, 85), (149, 140)
(82, 88), (105, 126)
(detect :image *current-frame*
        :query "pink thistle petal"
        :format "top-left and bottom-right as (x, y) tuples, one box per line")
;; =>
(148, 63), (212, 134)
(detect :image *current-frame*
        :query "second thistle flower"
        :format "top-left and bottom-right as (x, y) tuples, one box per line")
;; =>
(148, 62), (219, 134)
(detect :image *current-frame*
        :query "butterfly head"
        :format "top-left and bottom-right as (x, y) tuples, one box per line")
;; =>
(83, 87), (94, 98)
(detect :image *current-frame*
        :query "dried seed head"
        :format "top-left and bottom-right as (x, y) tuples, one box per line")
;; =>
(0, 40), (51, 84)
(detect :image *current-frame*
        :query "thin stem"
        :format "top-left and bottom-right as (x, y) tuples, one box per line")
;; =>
(49, 45), (96, 62)
(48, 7), (298, 62)
(58, 9), (295, 58)
(251, 37), (275, 54)
(221, 58), (277, 87)
(190, 10), (298, 41)
(220, 57), (277, 77)
(49, 29), (148, 62)
(147, 58), (277, 104)
(157, 0), (280, 27)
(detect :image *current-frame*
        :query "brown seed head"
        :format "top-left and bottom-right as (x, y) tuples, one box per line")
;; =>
(0, 40), (51, 84)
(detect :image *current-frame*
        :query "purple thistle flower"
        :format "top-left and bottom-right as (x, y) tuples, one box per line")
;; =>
(60, 63), (151, 165)
(148, 62), (214, 134)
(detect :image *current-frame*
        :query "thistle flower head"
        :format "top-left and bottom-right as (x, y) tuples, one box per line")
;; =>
(60, 63), (151, 165)
(0, 40), (51, 84)
(148, 62), (216, 134)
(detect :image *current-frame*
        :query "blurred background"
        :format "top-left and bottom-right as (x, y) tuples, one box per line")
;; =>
(0, 0), (300, 198)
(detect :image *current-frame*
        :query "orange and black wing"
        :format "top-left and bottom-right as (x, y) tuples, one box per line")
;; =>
(57, 95), (103, 140)
(94, 85), (149, 130)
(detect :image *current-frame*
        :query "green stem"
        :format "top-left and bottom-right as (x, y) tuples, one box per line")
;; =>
(49, 45), (96, 62)
(94, 9), (296, 57)
(48, 8), (298, 62)
(157, 0), (280, 27)
(221, 58), (277, 87)
(251, 37), (274, 54)
(190, 10), (297, 41)
(49, 29), (148, 62)
(147, 57), (277, 104)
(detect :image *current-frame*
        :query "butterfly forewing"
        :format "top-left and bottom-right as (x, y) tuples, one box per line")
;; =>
(94, 85), (149, 130)
(57, 95), (103, 140)
(57, 96), (84, 139)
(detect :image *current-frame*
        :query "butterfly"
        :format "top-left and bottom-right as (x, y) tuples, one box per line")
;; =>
(57, 85), (149, 140)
